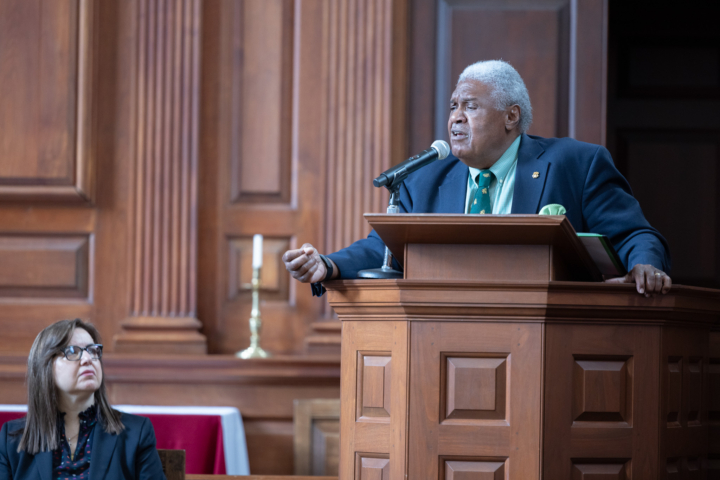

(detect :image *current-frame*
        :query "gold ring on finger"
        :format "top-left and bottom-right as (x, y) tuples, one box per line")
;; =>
(654, 272), (663, 276)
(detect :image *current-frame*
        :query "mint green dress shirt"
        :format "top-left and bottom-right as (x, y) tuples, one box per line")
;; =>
(464, 135), (521, 214)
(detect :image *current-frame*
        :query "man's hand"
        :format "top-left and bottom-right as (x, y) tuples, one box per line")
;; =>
(604, 264), (672, 296)
(283, 243), (334, 284)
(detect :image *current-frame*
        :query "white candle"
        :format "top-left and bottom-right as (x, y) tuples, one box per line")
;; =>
(252, 234), (263, 268)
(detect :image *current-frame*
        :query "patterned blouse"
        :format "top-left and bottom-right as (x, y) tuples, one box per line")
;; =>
(52, 404), (98, 480)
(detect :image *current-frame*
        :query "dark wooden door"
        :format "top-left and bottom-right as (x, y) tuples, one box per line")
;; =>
(408, 322), (542, 479)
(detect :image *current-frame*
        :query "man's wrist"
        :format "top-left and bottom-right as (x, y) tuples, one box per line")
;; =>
(318, 254), (334, 281)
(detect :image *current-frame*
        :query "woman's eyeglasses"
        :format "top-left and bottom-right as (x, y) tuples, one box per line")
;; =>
(62, 344), (103, 361)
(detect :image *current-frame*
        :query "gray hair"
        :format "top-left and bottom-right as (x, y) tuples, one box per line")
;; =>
(458, 60), (533, 133)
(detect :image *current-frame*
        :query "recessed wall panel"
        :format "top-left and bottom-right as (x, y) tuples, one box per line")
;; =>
(230, 0), (293, 203)
(0, 235), (90, 298)
(227, 236), (290, 302)
(435, 0), (569, 141)
(0, 0), (94, 202)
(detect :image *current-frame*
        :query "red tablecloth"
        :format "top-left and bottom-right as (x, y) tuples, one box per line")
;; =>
(0, 410), (226, 474)
(0, 410), (24, 425)
(136, 413), (225, 474)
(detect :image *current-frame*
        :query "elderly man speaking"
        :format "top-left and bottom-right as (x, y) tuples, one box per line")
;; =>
(283, 60), (672, 297)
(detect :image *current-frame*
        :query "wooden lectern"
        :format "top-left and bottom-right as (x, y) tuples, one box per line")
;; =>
(324, 215), (720, 480)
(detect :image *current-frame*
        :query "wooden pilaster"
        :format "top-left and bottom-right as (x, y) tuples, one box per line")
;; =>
(114, 0), (206, 354)
(305, 0), (408, 354)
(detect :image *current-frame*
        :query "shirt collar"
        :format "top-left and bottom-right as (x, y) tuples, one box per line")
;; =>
(57, 403), (99, 427)
(468, 135), (522, 185)
(78, 403), (98, 426)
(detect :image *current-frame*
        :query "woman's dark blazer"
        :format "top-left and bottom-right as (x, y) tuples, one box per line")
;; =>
(0, 412), (167, 480)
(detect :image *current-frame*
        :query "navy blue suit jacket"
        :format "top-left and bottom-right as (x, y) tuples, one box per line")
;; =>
(0, 413), (166, 480)
(328, 134), (671, 279)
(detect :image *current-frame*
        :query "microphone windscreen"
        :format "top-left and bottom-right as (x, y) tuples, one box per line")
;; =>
(431, 140), (450, 159)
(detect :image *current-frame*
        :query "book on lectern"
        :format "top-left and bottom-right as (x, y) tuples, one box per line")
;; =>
(577, 233), (627, 278)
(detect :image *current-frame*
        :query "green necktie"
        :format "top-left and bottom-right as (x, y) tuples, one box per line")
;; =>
(470, 170), (494, 214)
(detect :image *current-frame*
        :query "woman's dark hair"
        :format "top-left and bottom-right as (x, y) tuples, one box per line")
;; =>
(18, 318), (124, 453)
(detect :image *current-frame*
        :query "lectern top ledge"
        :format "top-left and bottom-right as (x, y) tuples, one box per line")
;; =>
(365, 213), (602, 283)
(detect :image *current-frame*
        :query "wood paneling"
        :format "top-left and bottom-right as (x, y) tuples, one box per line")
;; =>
(436, 0), (567, 140)
(200, 0), (314, 354)
(323, 0), (400, 253)
(158, 449), (186, 480)
(570, 462), (629, 480)
(244, 420), (296, 475)
(0, 0), (100, 354)
(185, 475), (338, 480)
(660, 328), (710, 477)
(569, 0), (608, 145)
(0, 235), (91, 298)
(187, 477), (337, 480)
(410, 322), (541, 479)
(0, 0), (399, 474)
(544, 324), (660, 479)
(228, 237), (291, 302)
(710, 332), (720, 478)
(229, 0), (293, 204)
(356, 456), (390, 480)
(199, 0), (408, 354)
(326, 277), (720, 479)
(113, 0), (206, 354)
(406, 244), (554, 281)
(0, 0), (95, 202)
(340, 321), (409, 480)
(357, 354), (392, 419)
(572, 358), (631, 423)
(444, 460), (505, 480)
(293, 399), (340, 476)
(445, 356), (507, 420)
(409, 0), (606, 153)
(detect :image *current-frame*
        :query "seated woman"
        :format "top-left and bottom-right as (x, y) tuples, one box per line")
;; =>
(0, 319), (166, 479)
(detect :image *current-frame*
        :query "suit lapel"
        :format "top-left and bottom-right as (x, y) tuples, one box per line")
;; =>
(511, 134), (549, 214)
(34, 451), (52, 480)
(437, 159), (468, 213)
(89, 422), (118, 480)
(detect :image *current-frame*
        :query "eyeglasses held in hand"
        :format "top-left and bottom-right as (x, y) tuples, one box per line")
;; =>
(62, 344), (103, 361)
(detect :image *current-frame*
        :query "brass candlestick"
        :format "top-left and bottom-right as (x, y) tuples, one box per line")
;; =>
(236, 267), (270, 359)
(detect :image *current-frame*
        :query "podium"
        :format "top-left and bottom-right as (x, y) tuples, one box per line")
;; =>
(324, 215), (720, 479)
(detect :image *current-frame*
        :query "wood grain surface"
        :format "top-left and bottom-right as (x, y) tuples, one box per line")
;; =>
(365, 214), (601, 281)
(187, 476), (336, 480)
(326, 278), (720, 479)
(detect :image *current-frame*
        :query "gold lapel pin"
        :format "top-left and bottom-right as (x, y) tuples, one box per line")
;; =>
(532, 171), (540, 179)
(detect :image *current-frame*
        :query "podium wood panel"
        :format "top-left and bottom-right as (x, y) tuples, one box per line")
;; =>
(409, 322), (542, 478)
(327, 280), (720, 479)
(543, 324), (661, 478)
(328, 216), (720, 479)
(339, 321), (408, 480)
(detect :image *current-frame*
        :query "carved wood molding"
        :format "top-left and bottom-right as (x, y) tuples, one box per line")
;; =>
(325, 280), (720, 327)
(322, 0), (407, 255)
(114, 0), (205, 353)
(0, 353), (341, 385)
(307, 0), (409, 348)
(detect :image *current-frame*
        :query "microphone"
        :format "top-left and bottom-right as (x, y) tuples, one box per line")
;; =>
(373, 140), (450, 188)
